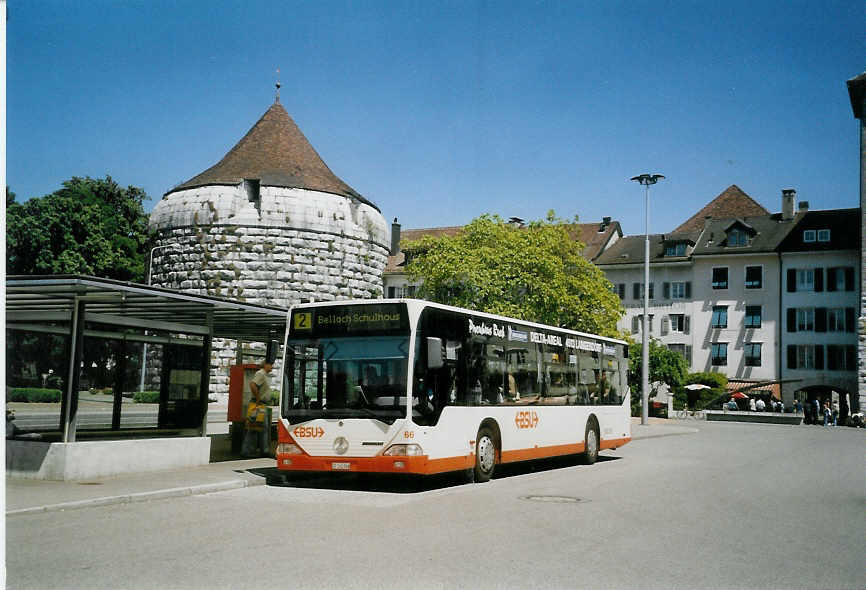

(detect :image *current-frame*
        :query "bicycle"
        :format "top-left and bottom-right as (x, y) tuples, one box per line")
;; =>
(675, 407), (704, 420)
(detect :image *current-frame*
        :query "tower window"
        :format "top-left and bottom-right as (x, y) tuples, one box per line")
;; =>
(244, 179), (261, 211)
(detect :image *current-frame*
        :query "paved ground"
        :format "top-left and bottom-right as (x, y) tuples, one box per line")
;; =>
(6, 421), (864, 589)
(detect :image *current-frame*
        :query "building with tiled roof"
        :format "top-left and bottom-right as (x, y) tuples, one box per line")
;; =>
(148, 95), (389, 396)
(597, 184), (860, 413)
(672, 184), (769, 234)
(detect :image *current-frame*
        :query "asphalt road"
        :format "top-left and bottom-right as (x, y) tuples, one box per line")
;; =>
(7, 422), (865, 589)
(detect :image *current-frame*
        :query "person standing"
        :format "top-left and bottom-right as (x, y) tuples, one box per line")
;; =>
(242, 361), (274, 458)
(822, 402), (831, 427)
(832, 400), (839, 427)
(812, 399), (820, 425)
(749, 397), (756, 412)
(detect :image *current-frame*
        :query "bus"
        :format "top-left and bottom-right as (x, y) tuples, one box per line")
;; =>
(276, 299), (631, 482)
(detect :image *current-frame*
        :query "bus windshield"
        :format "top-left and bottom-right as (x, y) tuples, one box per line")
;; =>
(282, 336), (410, 424)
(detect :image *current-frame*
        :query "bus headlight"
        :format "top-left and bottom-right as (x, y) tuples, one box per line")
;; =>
(383, 444), (424, 456)
(277, 443), (303, 455)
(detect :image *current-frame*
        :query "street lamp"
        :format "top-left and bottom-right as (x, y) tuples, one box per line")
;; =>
(630, 173), (664, 426)
(139, 243), (181, 393)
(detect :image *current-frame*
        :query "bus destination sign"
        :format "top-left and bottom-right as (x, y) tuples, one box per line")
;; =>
(291, 303), (409, 336)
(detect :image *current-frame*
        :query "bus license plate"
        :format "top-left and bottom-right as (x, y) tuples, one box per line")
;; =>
(331, 462), (350, 471)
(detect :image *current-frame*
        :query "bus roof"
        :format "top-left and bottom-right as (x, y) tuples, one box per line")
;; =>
(289, 298), (628, 346)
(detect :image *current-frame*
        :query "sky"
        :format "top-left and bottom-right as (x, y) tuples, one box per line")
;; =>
(7, 0), (865, 236)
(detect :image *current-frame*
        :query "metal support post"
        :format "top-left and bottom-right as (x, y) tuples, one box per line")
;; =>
(62, 299), (86, 443)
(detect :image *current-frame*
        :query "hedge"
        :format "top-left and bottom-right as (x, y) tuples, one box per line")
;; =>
(8, 388), (62, 403)
(132, 391), (160, 403)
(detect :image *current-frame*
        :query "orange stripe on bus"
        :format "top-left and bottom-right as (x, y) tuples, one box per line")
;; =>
(500, 442), (585, 463)
(599, 436), (631, 450)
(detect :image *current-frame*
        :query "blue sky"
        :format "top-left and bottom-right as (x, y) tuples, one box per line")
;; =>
(7, 0), (865, 235)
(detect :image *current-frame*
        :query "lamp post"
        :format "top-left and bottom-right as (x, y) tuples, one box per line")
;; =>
(630, 173), (664, 426)
(139, 244), (181, 393)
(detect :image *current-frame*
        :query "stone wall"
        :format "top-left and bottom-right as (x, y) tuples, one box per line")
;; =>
(148, 184), (389, 397)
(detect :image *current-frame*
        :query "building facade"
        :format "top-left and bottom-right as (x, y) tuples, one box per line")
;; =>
(779, 209), (859, 413)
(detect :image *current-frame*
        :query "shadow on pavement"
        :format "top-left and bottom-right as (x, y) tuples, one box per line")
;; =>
(246, 454), (621, 494)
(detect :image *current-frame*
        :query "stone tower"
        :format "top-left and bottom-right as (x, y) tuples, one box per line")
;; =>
(149, 98), (389, 396)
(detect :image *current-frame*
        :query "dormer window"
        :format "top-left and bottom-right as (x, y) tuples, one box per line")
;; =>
(803, 230), (816, 242)
(817, 229), (830, 242)
(664, 242), (687, 257)
(727, 229), (748, 247)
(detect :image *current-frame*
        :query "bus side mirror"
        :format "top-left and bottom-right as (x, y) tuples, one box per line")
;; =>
(426, 337), (444, 369)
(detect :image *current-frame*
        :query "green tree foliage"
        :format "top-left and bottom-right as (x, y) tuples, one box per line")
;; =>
(404, 213), (623, 337)
(628, 338), (688, 415)
(6, 176), (152, 281)
(7, 186), (16, 207)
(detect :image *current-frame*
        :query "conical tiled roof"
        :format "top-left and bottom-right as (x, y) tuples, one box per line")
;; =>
(167, 101), (377, 210)
(672, 185), (768, 233)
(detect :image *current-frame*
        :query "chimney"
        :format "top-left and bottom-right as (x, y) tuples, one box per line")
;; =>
(390, 218), (401, 256)
(798, 201), (809, 212)
(598, 216), (611, 232)
(781, 189), (796, 221)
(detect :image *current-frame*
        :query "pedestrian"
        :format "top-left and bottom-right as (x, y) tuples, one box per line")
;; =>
(812, 399), (820, 425)
(749, 397), (756, 412)
(241, 360), (274, 457)
(756, 398), (765, 412)
(822, 402), (831, 427)
(831, 400), (839, 427)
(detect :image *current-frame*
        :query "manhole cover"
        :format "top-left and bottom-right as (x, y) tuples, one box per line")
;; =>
(520, 495), (582, 504)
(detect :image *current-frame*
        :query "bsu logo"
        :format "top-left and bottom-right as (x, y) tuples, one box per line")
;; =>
(514, 410), (539, 429)
(293, 426), (325, 438)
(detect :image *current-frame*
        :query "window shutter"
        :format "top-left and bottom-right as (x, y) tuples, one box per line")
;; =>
(632, 316), (639, 334)
(844, 267), (855, 291)
(846, 346), (856, 371)
(787, 346), (797, 370)
(815, 308), (827, 333)
(814, 268), (823, 292)
(685, 282), (692, 298)
(787, 269), (796, 292)
(684, 316), (690, 334)
(787, 308), (797, 333)
(633, 283), (640, 300)
(685, 345), (692, 365)
(845, 308), (855, 333)
(663, 282), (670, 299)
(387, 286), (396, 298)
(826, 268), (837, 292)
(815, 345), (824, 370)
(662, 317), (670, 335)
(649, 283), (654, 300)
(618, 284), (626, 299)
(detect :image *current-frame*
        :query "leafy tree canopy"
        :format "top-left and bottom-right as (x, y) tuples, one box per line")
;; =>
(628, 338), (688, 391)
(6, 176), (153, 282)
(404, 212), (623, 337)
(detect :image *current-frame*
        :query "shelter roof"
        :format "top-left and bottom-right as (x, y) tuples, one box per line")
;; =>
(6, 275), (287, 342)
(165, 101), (377, 211)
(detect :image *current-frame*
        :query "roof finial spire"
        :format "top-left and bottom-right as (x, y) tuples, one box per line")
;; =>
(275, 67), (281, 103)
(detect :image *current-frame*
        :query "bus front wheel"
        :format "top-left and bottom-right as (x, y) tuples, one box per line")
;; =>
(582, 420), (599, 465)
(473, 426), (497, 483)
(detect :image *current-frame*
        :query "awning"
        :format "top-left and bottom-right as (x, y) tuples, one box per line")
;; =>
(6, 275), (287, 342)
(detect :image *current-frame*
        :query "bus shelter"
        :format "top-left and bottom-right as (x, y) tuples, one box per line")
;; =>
(6, 275), (287, 479)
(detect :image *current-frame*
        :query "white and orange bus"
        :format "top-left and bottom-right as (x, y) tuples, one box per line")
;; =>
(276, 299), (631, 482)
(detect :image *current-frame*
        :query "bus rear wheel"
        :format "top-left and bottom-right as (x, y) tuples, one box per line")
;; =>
(473, 426), (497, 483)
(582, 421), (599, 465)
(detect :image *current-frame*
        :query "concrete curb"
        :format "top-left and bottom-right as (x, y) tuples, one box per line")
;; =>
(6, 476), (266, 517)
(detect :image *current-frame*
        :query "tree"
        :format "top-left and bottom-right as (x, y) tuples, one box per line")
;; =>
(405, 212), (623, 337)
(6, 176), (153, 282)
(628, 338), (688, 415)
(7, 186), (16, 207)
